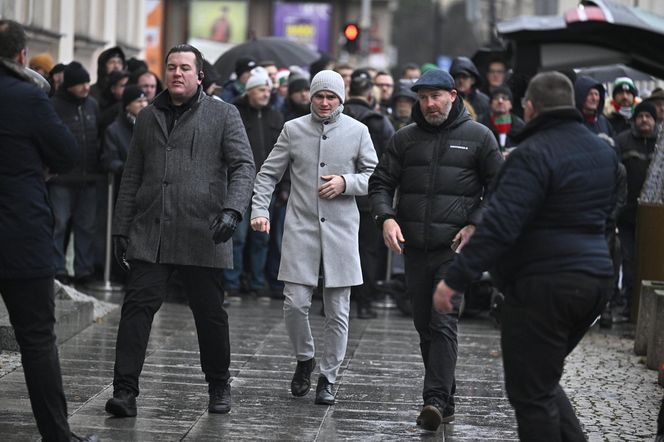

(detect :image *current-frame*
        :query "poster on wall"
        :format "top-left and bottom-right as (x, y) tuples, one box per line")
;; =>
(145, 0), (164, 78)
(188, 0), (248, 63)
(272, 2), (331, 53)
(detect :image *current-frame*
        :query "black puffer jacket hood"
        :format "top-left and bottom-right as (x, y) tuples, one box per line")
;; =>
(450, 57), (483, 87)
(96, 46), (126, 86)
(574, 76), (606, 115)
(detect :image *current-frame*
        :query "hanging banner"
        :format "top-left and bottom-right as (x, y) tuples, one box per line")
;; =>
(188, 0), (249, 62)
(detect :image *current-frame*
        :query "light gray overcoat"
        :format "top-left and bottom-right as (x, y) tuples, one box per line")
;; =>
(113, 89), (255, 268)
(252, 107), (378, 287)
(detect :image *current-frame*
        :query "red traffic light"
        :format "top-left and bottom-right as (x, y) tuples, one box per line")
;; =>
(343, 23), (359, 42)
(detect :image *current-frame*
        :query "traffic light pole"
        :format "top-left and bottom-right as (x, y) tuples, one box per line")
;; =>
(359, 0), (371, 58)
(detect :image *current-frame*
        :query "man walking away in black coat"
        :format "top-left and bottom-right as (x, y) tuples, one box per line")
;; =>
(369, 68), (502, 431)
(435, 72), (620, 441)
(0, 19), (98, 442)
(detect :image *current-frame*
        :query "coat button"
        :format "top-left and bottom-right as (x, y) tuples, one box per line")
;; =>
(163, 181), (168, 186)
(320, 162), (326, 167)
(324, 121), (329, 125)
(166, 146), (173, 151)
(154, 218), (160, 224)
(322, 135), (328, 140)
(321, 217), (326, 222)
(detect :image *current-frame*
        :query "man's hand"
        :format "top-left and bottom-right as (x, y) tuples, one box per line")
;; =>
(112, 235), (130, 272)
(452, 224), (476, 253)
(382, 218), (405, 254)
(319, 175), (345, 199)
(210, 209), (241, 244)
(251, 216), (270, 234)
(433, 280), (457, 313)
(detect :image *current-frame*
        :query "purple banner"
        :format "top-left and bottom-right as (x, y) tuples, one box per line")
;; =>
(272, 2), (331, 53)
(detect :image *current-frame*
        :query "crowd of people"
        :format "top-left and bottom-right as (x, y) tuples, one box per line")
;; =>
(2, 15), (664, 441)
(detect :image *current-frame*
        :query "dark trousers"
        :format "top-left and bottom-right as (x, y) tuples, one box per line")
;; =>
(617, 223), (635, 310)
(501, 272), (611, 442)
(0, 277), (71, 442)
(404, 247), (462, 413)
(113, 260), (230, 396)
(351, 210), (384, 308)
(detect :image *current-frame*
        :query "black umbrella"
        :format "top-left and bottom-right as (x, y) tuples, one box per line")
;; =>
(214, 37), (319, 82)
(575, 64), (653, 83)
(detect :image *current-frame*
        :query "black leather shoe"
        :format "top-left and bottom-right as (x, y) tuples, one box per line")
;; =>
(417, 404), (442, 431)
(105, 389), (137, 417)
(208, 382), (231, 414)
(71, 433), (100, 442)
(357, 305), (377, 319)
(291, 358), (316, 397)
(314, 375), (335, 405)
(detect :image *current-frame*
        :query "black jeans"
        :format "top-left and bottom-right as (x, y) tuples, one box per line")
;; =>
(113, 260), (230, 396)
(404, 247), (462, 413)
(501, 272), (611, 442)
(351, 210), (385, 308)
(0, 277), (71, 442)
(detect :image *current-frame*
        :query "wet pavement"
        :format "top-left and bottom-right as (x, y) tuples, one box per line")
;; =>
(0, 293), (661, 441)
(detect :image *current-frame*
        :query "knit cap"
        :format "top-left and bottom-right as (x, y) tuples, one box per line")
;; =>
(613, 77), (638, 98)
(29, 53), (54, 73)
(122, 85), (146, 108)
(288, 74), (310, 95)
(633, 101), (657, 121)
(62, 62), (91, 89)
(310, 70), (345, 103)
(245, 67), (272, 91)
(235, 56), (257, 77)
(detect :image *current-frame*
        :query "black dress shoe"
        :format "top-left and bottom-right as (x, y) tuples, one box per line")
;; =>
(417, 404), (442, 431)
(291, 358), (316, 397)
(71, 433), (100, 442)
(208, 382), (231, 414)
(105, 389), (137, 417)
(314, 375), (335, 405)
(357, 305), (377, 319)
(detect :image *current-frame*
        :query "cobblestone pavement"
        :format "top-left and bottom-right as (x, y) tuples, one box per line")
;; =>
(0, 295), (661, 441)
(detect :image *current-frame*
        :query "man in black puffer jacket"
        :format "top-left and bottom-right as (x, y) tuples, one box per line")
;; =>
(50, 61), (102, 284)
(434, 72), (620, 441)
(369, 69), (502, 431)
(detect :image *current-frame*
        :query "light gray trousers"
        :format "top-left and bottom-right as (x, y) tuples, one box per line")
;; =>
(283, 282), (350, 384)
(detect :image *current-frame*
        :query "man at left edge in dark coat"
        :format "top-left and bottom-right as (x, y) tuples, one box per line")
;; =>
(0, 19), (99, 442)
(105, 44), (255, 417)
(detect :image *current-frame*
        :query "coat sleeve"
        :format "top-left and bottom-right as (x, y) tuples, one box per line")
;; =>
(445, 148), (548, 292)
(31, 88), (78, 174)
(342, 126), (378, 196)
(368, 132), (404, 221)
(468, 128), (504, 225)
(251, 125), (291, 220)
(101, 125), (124, 174)
(222, 105), (256, 217)
(112, 113), (146, 237)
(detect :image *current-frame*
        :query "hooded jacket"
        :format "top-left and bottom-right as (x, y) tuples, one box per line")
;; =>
(574, 76), (614, 137)
(369, 96), (503, 251)
(450, 57), (490, 122)
(90, 46), (126, 103)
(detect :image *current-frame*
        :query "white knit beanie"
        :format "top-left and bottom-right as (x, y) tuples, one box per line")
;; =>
(310, 70), (345, 104)
(245, 67), (272, 91)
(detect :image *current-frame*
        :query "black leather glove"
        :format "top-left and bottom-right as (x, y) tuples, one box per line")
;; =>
(113, 235), (130, 272)
(210, 209), (241, 244)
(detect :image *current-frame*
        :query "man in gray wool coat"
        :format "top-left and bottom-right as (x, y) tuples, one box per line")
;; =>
(251, 70), (378, 405)
(105, 44), (255, 417)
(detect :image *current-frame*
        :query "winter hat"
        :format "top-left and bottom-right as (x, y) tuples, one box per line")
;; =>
(244, 67), (272, 91)
(201, 59), (220, 91)
(411, 68), (455, 92)
(49, 63), (66, 76)
(612, 77), (638, 98)
(126, 57), (148, 74)
(107, 69), (130, 86)
(310, 70), (345, 103)
(490, 84), (513, 102)
(235, 56), (257, 77)
(62, 62), (91, 89)
(29, 52), (54, 73)
(420, 63), (438, 75)
(645, 87), (664, 103)
(632, 101), (657, 121)
(122, 85), (146, 108)
(288, 74), (310, 95)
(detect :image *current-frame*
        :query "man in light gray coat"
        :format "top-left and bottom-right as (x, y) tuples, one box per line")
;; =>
(251, 70), (378, 405)
(106, 44), (255, 417)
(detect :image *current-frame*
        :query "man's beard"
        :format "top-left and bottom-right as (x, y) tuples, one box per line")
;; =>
(423, 100), (453, 126)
